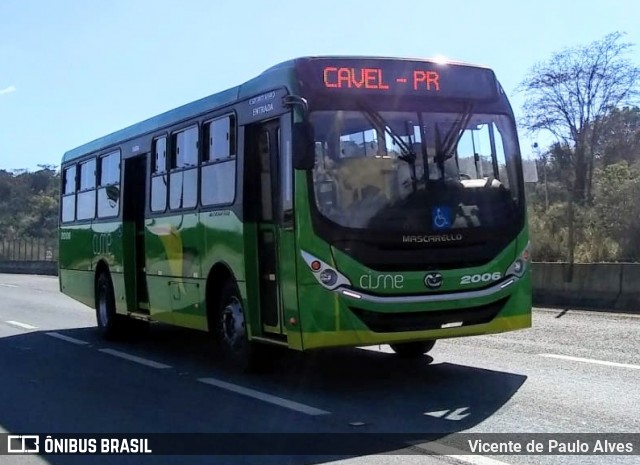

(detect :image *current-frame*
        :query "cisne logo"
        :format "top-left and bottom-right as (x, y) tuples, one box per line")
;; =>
(432, 206), (452, 230)
(359, 273), (404, 290)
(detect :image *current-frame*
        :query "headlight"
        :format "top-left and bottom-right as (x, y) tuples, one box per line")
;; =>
(301, 251), (351, 290)
(512, 259), (524, 274)
(319, 269), (338, 287)
(506, 243), (530, 278)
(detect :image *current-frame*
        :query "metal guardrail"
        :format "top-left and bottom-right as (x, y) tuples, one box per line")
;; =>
(0, 238), (57, 261)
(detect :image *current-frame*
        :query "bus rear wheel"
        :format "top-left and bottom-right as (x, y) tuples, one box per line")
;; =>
(215, 280), (269, 372)
(390, 340), (436, 357)
(95, 272), (129, 339)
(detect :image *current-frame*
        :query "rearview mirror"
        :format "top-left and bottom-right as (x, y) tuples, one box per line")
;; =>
(292, 121), (315, 170)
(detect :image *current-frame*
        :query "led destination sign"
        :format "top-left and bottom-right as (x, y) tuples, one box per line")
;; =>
(296, 58), (499, 101)
(323, 67), (440, 92)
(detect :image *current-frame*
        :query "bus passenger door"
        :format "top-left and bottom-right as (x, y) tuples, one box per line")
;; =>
(249, 119), (292, 336)
(122, 154), (149, 313)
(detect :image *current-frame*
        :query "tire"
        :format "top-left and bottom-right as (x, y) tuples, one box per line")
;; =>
(95, 272), (129, 339)
(390, 340), (436, 358)
(214, 279), (270, 372)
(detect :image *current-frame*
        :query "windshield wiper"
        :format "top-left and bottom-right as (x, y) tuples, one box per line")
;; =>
(434, 103), (474, 179)
(358, 102), (416, 163)
(358, 102), (419, 190)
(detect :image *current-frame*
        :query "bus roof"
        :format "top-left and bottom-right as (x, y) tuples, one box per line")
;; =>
(62, 56), (492, 164)
(62, 60), (299, 164)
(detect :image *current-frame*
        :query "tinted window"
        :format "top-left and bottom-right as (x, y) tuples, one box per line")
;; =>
(63, 165), (76, 194)
(280, 125), (293, 214)
(98, 185), (120, 218)
(201, 161), (236, 206)
(153, 137), (167, 173)
(151, 175), (167, 212)
(259, 131), (272, 220)
(77, 190), (95, 220)
(79, 159), (96, 190)
(172, 126), (198, 168)
(182, 169), (197, 208)
(169, 127), (198, 210)
(61, 195), (75, 223)
(151, 137), (168, 212)
(99, 151), (120, 186)
(201, 115), (236, 206)
(204, 116), (235, 162)
(169, 171), (183, 210)
(75, 159), (96, 221)
(169, 168), (197, 210)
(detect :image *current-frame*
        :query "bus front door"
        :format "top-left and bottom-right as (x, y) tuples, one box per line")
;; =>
(252, 119), (286, 336)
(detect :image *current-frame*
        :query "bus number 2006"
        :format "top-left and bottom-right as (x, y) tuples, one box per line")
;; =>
(460, 273), (501, 285)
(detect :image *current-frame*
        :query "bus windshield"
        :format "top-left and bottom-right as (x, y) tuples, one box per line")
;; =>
(310, 110), (521, 232)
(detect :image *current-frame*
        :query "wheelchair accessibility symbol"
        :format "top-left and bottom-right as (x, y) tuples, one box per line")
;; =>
(432, 206), (452, 230)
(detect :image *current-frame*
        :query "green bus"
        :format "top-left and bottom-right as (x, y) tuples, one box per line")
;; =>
(59, 56), (532, 370)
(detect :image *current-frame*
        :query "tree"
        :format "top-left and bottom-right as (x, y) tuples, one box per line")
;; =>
(593, 106), (640, 167)
(0, 168), (59, 241)
(519, 32), (640, 274)
(520, 32), (639, 201)
(589, 162), (640, 261)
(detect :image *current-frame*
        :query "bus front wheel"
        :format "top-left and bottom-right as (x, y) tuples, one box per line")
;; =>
(215, 280), (269, 372)
(390, 340), (436, 357)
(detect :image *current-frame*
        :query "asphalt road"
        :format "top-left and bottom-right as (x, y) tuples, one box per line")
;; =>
(0, 273), (638, 465)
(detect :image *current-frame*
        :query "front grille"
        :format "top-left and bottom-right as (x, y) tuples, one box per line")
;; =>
(349, 297), (508, 333)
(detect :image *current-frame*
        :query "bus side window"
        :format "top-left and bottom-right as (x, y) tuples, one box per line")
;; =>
(170, 126), (198, 210)
(77, 158), (96, 221)
(151, 136), (167, 212)
(61, 165), (77, 223)
(201, 115), (236, 206)
(97, 151), (121, 218)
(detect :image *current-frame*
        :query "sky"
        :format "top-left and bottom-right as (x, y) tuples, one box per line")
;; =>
(1, 0), (639, 171)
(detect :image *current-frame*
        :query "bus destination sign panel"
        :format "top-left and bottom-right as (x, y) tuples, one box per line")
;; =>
(323, 67), (441, 92)
(297, 58), (499, 101)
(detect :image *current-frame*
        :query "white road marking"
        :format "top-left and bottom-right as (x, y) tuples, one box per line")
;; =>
(424, 409), (449, 418)
(0, 283), (18, 288)
(539, 353), (640, 370)
(198, 377), (330, 416)
(424, 407), (470, 421)
(99, 348), (171, 369)
(5, 320), (37, 330)
(412, 441), (516, 465)
(45, 332), (89, 345)
(357, 345), (393, 353)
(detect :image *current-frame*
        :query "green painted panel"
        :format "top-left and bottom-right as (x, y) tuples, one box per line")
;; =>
(169, 279), (207, 330)
(278, 228), (303, 346)
(145, 213), (202, 280)
(200, 210), (245, 281)
(59, 224), (94, 271)
(297, 272), (531, 350)
(59, 269), (95, 308)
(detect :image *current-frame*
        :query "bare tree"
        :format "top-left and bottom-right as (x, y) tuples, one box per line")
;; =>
(519, 32), (640, 275)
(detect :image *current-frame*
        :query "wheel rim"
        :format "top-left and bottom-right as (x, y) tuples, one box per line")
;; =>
(98, 283), (109, 327)
(220, 296), (246, 353)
